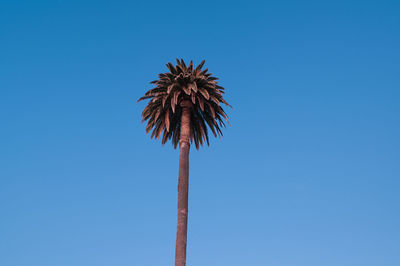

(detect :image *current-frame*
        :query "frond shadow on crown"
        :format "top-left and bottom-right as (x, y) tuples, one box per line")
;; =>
(138, 59), (231, 149)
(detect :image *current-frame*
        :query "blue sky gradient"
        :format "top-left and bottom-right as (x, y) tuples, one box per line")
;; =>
(1, 0), (399, 265)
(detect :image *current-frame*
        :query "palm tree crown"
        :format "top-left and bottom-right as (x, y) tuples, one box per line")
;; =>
(138, 59), (231, 149)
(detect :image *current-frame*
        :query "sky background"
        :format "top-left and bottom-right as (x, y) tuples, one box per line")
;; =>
(1, 0), (399, 266)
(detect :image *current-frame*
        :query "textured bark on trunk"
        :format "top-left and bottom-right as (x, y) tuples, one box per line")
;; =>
(174, 100), (192, 266)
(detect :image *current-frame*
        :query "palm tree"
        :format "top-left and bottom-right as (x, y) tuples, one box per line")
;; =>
(138, 59), (230, 266)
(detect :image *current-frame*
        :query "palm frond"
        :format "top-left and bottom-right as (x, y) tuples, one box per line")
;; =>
(138, 59), (231, 149)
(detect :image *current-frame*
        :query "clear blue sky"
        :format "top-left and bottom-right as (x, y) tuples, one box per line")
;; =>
(1, 0), (399, 265)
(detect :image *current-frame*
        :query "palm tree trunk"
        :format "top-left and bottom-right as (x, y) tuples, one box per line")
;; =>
(175, 100), (192, 266)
